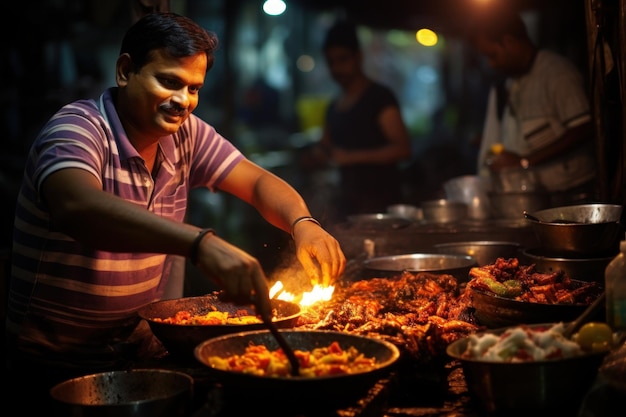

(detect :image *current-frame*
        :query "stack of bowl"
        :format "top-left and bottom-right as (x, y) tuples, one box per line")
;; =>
(522, 203), (624, 283)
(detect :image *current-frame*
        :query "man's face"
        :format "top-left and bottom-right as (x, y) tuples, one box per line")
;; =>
(121, 49), (207, 138)
(474, 34), (519, 76)
(324, 46), (361, 88)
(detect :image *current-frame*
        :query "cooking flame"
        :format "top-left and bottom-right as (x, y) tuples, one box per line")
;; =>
(269, 280), (334, 307)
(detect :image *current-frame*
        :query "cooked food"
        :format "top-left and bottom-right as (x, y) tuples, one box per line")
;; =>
(297, 271), (479, 363)
(467, 257), (600, 304)
(152, 309), (263, 325)
(461, 323), (584, 362)
(206, 341), (378, 377)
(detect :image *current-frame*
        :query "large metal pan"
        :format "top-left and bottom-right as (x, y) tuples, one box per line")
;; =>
(194, 329), (400, 411)
(469, 280), (604, 328)
(138, 293), (301, 359)
(50, 369), (193, 417)
(362, 253), (477, 282)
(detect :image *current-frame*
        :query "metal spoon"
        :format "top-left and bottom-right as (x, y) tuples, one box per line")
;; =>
(252, 280), (300, 376)
(523, 211), (541, 222)
(258, 310), (300, 376)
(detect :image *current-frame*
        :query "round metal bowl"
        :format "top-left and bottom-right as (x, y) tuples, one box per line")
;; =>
(488, 191), (550, 219)
(50, 369), (194, 417)
(421, 199), (468, 223)
(522, 248), (614, 283)
(434, 241), (522, 266)
(138, 293), (301, 359)
(362, 253), (477, 282)
(469, 281), (604, 329)
(446, 323), (607, 415)
(194, 329), (400, 411)
(347, 213), (412, 229)
(526, 203), (623, 256)
(386, 204), (423, 221)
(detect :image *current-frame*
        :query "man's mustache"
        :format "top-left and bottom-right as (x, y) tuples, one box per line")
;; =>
(160, 103), (189, 117)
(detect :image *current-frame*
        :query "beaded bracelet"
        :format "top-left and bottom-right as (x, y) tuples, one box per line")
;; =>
(190, 228), (216, 265)
(290, 216), (321, 239)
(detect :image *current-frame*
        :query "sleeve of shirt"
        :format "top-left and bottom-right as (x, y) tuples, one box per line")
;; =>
(33, 101), (107, 194)
(185, 114), (245, 191)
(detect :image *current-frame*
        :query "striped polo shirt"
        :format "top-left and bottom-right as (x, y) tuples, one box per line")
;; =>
(6, 88), (244, 366)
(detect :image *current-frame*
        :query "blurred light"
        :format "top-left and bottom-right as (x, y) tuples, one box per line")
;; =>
(416, 28), (438, 47)
(296, 55), (315, 72)
(263, 0), (286, 16)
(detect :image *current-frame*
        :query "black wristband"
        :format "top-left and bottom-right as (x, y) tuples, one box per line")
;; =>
(190, 228), (215, 265)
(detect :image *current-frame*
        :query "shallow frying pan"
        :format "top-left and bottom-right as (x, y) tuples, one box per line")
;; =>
(138, 292), (301, 358)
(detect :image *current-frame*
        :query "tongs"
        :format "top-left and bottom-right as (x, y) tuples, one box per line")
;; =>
(253, 281), (300, 376)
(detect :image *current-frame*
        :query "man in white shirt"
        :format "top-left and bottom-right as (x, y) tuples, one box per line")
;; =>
(473, 11), (596, 205)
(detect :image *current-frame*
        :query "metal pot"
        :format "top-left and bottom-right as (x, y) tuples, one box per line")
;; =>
(526, 203), (624, 256)
(522, 248), (614, 283)
(138, 293), (301, 358)
(421, 199), (468, 223)
(443, 175), (492, 220)
(194, 329), (400, 411)
(488, 191), (550, 219)
(50, 369), (193, 417)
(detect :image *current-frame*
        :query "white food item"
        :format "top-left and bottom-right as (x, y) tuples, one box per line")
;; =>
(464, 323), (584, 362)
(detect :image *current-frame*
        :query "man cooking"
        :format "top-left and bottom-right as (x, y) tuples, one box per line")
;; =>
(4, 11), (345, 412)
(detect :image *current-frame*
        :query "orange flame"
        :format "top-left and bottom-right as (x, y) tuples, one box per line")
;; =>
(269, 280), (334, 307)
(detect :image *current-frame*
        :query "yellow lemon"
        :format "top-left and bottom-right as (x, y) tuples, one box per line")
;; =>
(574, 322), (613, 352)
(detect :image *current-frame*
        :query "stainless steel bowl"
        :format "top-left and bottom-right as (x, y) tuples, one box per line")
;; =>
(434, 241), (522, 266)
(347, 213), (412, 229)
(421, 199), (467, 223)
(446, 323), (607, 415)
(50, 369), (194, 417)
(522, 248), (614, 283)
(489, 191), (550, 219)
(362, 253), (477, 282)
(526, 203), (623, 256)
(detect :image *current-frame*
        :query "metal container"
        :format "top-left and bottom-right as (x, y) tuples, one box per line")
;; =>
(446, 324), (607, 415)
(138, 293), (301, 358)
(386, 204), (423, 221)
(362, 253), (477, 282)
(488, 191), (550, 219)
(522, 248), (614, 283)
(443, 175), (493, 220)
(527, 203), (624, 256)
(194, 329), (400, 411)
(469, 282), (603, 328)
(50, 369), (194, 417)
(347, 213), (412, 229)
(421, 199), (467, 223)
(434, 241), (522, 266)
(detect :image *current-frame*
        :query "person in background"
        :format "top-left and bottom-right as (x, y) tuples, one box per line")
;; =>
(4, 11), (345, 411)
(472, 11), (597, 205)
(305, 20), (412, 221)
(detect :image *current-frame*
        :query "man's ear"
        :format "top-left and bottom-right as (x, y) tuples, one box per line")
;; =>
(116, 53), (133, 86)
